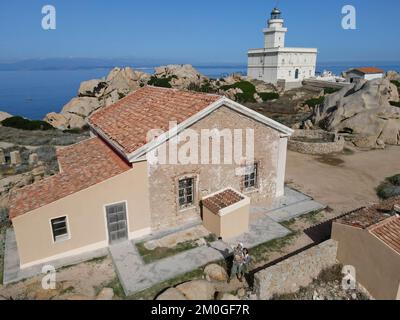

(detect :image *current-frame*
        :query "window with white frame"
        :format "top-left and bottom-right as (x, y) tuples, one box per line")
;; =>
(178, 177), (195, 209)
(51, 216), (69, 242)
(244, 163), (258, 190)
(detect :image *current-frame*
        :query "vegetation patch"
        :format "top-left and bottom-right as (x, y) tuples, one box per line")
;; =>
(250, 232), (299, 263)
(376, 174), (400, 199)
(187, 81), (217, 93)
(299, 209), (325, 225)
(323, 87), (340, 95)
(0, 126), (89, 147)
(148, 76), (174, 88)
(259, 92), (279, 102)
(303, 96), (325, 108)
(221, 81), (257, 103)
(136, 233), (218, 264)
(1, 116), (54, 131)
(391, 80), (400, 88)
(390, 101), (400, 107)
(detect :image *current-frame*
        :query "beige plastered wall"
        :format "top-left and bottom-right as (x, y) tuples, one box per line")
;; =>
(332, 222), (400, 300)
(12, 161), (151, 269)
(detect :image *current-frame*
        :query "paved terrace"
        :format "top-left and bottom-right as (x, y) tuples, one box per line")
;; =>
(3, 187), (325, 294)
(110, 187), (325, 295)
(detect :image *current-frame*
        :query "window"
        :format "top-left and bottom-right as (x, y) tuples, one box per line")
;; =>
(295, 69), (299, 79)
(178, 178), (195, 209)
(51, 216), (69, 242)
(244, 163), (258, 190)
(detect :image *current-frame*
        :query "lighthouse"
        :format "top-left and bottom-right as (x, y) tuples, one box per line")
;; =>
(247, 7), (318, 89)
(263, 8), (287, 48)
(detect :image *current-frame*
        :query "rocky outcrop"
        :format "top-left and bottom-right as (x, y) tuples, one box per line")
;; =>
(311, 78), (400, 148)
(386, 70), (400, 82)
(204, 264), (229, 282)
(44, 65), (278, 130)
(0, 111), (12, 123)
(155, 64), (206, 88)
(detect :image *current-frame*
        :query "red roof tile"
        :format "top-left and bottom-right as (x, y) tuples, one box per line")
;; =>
(9, 137), (131, 219)
(336, 196), (400, 229)
(369, 216), (400, 254)
(203, 189), (245, 214)
(89, 86), (222, 155)
(354, 67), (384, 74)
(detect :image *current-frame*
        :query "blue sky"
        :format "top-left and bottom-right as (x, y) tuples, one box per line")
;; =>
(0, 0), (399, 64)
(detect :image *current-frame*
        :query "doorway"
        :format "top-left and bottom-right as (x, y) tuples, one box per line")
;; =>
(106, 202), (128, 245)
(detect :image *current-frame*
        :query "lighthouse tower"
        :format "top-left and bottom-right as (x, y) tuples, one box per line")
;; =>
(247, 7), (318, 88)
(263, 8), (287, 49)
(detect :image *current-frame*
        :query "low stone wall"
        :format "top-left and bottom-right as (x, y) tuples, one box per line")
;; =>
(254, 240), (338, 300)
(288, 130), (345, 155)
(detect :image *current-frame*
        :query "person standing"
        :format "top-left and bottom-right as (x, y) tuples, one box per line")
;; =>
(229, 243), (244, 283)
(240, 248), (252, 279)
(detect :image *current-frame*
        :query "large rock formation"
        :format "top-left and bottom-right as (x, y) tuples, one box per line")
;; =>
(44, 67), (151, 130)
(155, 64), (206, 87)
(44, 64), (278, 130)
(311, 78), (400, 148)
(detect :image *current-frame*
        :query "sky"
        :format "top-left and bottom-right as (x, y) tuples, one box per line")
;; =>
(0, 0), (399, 64)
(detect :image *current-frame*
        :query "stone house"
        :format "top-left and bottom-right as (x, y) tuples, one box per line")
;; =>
(343, 67), (384, 83)
(8, 86), (293, 269)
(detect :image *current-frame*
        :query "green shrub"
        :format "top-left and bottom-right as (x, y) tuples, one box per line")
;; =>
(1, 116), (54, 131)
(390, 101), (400, 107)
(304, 96), (325, 108)
(376, 174), (400, 199)
(259, 92), (279, 102)
(391, 80), (400, 88)
(387, 174), (400, 186)
(235, 92), (256, 103)
(187, 82), (216, 93)
(221, 81), (257, 95)
(221, 81), (257, 103)
(377, 183), (400, 199)
(324, 87), (340, 95)
(148, 76), (172, 88)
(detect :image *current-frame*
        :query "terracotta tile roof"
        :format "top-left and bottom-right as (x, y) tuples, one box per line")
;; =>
(353, 67), (384, 74)
(369, 216), (400, 254)
(203, 189), (245, 214)
(336, 196), (400, 229)
(89, 86), (222, 155)
(9, 137), (131, 219)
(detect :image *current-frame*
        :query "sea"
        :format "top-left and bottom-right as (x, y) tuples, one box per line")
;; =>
(0, 62), (399, 120)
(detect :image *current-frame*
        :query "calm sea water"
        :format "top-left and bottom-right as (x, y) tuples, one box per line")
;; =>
(0, 63), (399, 120)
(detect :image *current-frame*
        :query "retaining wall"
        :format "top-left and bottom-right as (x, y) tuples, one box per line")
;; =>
(254, 239), (338, 300)
(288, 130), (345, 155)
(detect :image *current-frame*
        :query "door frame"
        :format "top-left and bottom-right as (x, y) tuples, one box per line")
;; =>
(103, 200), (130, 245)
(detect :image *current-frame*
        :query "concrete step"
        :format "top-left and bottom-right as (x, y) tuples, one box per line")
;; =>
(268, 200), (326, 223)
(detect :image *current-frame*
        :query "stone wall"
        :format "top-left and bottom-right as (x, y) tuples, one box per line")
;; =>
(147, 106), (282, 231)
(254, 240), (338, 300)
(288, 130), (345, 155)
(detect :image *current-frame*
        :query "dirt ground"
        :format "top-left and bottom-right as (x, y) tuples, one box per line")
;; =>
(286, 145), (400, 214)
(0, 255), (116, 300)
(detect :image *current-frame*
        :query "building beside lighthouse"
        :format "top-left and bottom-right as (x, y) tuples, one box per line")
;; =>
(247, 8), (318, 87)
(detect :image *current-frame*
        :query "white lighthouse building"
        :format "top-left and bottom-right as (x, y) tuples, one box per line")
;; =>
(247, 8), (318, 87)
